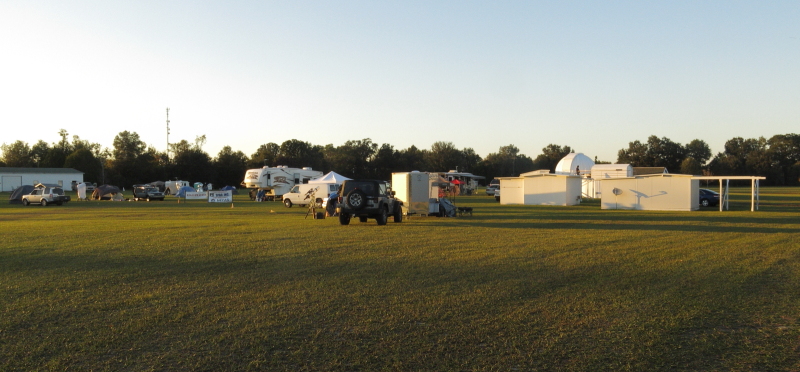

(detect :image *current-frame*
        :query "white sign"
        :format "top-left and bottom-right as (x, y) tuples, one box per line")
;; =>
(208, 190), (233, 203)
(185, 191), (208, 200)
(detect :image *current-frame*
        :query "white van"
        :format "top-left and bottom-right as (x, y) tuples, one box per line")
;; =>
(282, 183), (340, 208)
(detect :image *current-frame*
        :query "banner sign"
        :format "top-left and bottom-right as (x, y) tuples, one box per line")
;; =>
(208, 190), (233, 203)
(185, 191), (208, 200)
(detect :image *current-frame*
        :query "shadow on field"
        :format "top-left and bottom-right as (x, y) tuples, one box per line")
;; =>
(3, 237), (799, 371)
(424, 211), (800, 234)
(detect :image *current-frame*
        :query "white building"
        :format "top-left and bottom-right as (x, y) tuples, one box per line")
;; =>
(585, 163), (634, 198)
(600, 174), (699, 211)
(0, 167), (84, 192)
(498, 172), (582, 206)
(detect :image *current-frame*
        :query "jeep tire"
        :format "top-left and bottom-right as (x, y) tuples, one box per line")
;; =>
(339, 213), (351, 225)
(346, 190), (367, 210)
(393, 204), (403, 223)
(376, 206), (388, 225)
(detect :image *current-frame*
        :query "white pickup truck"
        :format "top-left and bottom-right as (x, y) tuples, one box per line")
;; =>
(22, 184), (71, 206)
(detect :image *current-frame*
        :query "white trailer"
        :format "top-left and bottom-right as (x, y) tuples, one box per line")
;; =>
(241, 166), (323, 200)
(392, 171), (455, 217)
(164, 180), (190, 196)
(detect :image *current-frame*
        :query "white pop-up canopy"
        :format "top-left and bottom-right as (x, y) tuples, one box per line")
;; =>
(309, 171), (351, 184)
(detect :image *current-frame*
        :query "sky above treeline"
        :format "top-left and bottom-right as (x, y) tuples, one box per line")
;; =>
(2, 1), (798, 163)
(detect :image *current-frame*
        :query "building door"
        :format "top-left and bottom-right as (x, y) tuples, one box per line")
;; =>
(2, 176), (22, 192)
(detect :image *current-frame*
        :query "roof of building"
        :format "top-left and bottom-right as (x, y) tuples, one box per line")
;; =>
(632, 167), (667, 176)
(0, 167), (84, 174)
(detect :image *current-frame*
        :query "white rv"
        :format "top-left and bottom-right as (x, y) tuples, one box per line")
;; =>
(241, 166), (323, 200)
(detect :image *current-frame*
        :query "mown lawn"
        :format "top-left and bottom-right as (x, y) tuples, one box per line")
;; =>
(1, 187), (799, 371)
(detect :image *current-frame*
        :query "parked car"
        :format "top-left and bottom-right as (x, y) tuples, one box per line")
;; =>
(22, 184), (71, 206)
(494, 188), (500, 202)
(132, 184), (165, 201)
(699, 188), (720, 207)
(486, 185), (499, 196)
(337, 179), (403, 225)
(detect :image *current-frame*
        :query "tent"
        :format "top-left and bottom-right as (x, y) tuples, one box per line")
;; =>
(309, 171), (351, 184)
(8, 185), (34, 204)
(92, 185), (122, 200)
(221, 185), (239, 194)
(175, 186), (196, 198)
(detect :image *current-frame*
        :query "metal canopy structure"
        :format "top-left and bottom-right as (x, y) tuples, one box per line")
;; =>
(691, 176), (767, 212)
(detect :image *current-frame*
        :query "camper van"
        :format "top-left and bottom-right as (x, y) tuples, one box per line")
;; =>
(241, 166), (323, 200)
(281, 183), (340, 208)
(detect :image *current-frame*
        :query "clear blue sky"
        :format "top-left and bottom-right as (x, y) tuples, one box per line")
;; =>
(2, 1), (798, 163)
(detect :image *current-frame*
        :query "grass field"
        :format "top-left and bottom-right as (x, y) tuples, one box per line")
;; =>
(2, 187), (799, 371)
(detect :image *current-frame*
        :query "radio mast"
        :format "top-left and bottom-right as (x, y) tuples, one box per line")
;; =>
(166, 107), (170, 161)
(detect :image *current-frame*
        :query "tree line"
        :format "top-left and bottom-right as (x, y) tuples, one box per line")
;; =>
(2, 131), (799, 187)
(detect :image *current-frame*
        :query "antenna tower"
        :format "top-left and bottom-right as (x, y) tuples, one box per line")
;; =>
(166, 107), (170, 161)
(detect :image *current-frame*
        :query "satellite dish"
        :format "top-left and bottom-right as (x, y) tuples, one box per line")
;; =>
(612, 188), (622, 196)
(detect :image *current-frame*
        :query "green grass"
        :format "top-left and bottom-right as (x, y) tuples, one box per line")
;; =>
(1, 188), (799, 371)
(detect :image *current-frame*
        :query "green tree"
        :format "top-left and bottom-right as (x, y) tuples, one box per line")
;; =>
(64, 148), (101, 182)
(1, 140), (34, 167)
(170, 139), (215, 183)
(30, 140), (51, 167)
(248, 143), (281, 168)
(680, 157), (702, 175)
(214, 146), (248, 187)
(426, 141), (462, 171)
(617, 140), (652, 166)
(684, 139), (712, 165)
(325, 139), (377, 178)
(533, 144), (572, 172)
(369, 143), (401, 180)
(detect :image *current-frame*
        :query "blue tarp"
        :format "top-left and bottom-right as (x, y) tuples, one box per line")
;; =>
(175, 186), (196, 198)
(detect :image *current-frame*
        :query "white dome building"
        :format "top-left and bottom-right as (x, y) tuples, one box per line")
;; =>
(554, 153), (595, 176)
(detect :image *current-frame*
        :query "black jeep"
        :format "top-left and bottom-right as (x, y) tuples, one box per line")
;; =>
(337, 179), (403, 225)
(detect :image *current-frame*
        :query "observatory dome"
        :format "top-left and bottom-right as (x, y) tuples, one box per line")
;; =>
(554, 153), (595, 175)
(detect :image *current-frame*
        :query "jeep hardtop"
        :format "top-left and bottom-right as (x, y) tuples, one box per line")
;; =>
(337, 179), (403, 225)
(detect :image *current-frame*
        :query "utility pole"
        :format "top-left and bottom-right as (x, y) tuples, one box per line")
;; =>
(166, 108), (170, 161)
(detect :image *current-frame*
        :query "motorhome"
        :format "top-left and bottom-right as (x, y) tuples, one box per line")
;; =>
(241, 166), (323, 200)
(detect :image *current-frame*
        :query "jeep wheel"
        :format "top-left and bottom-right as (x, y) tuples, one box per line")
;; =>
(284, 199), (293, 208)
(376, 207), (388, 225)
(346, 190), (367, 210)
(41, 199), (48, 207)
(22, 199), (29, 206)
(393, 204), (403, 223)
(359, 216), (368, 223)
(339, 213), (351, 225)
